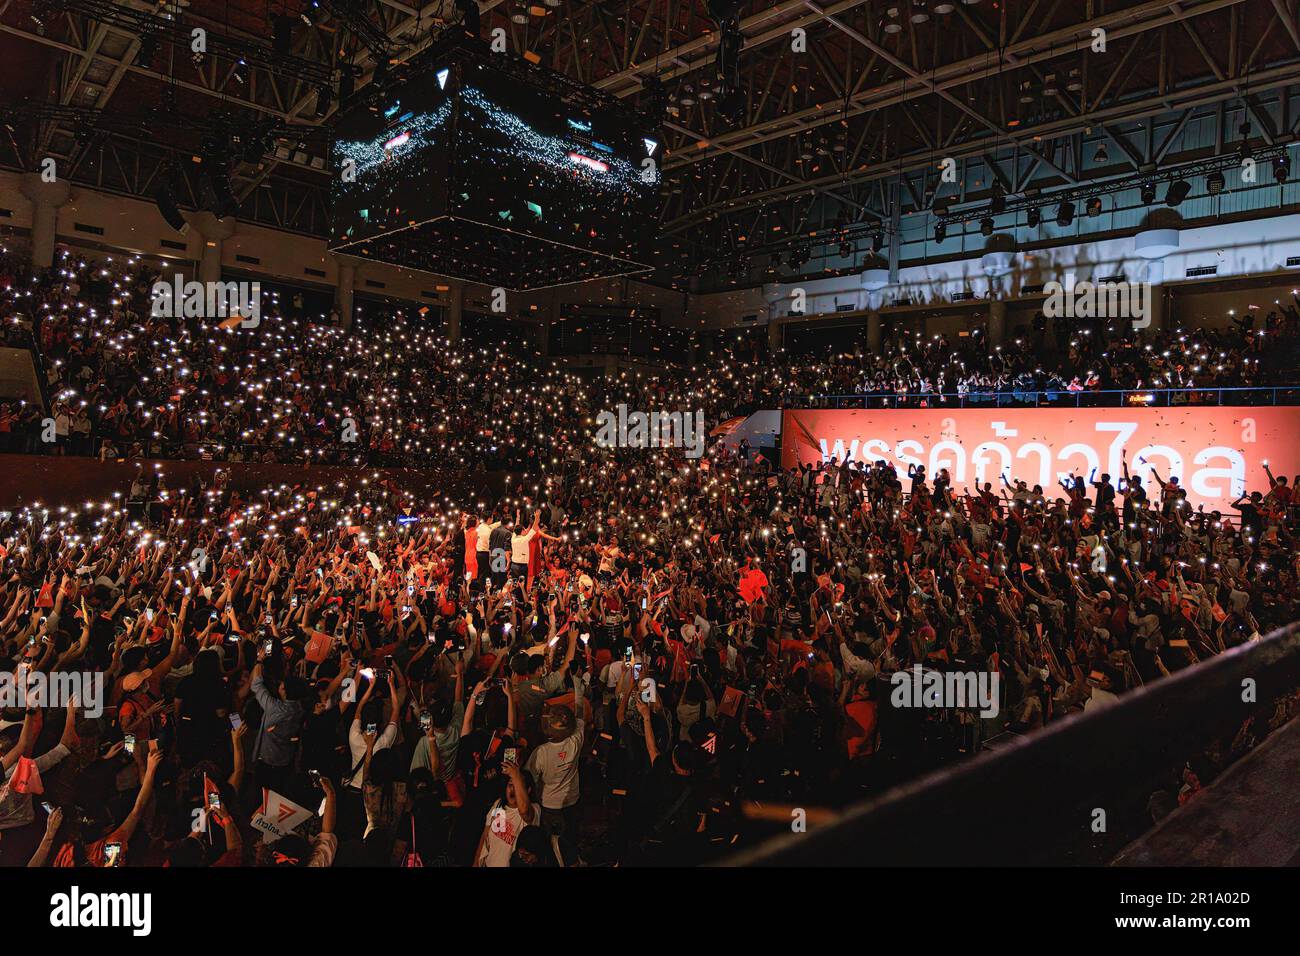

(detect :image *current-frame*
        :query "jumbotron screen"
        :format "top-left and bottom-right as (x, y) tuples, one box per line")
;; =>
(329, 45), (661, 289)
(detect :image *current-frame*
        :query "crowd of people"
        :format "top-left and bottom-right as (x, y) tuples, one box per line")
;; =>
(4, 249), (1298, 466)
(0, 423), (1296, 868)
(778, 313), (1300, 408)
(0, 245), (1297, 869)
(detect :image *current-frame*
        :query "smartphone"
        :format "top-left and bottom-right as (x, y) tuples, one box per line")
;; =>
(308, 769), (322, 788)
(365, 722), (378, 735)
(291, 594), (299, 609)
(207, 791), (221, 810)
(623, 647), (633, 663)
(633, 662), (643, 680)
(41, 801), (54, 815)
(103, 842), (122, 867)
(229, 713), (242, 730)
(262, 638), (274, 656)
(145, 608), (153, 622)
(641, 597), (647, 610)
(419, 712), (432, 732)
(264, 613), (273, 625)
(384, 655), (395, 670)
(503, 747), (518, 767)
(124, 733), (136, 755)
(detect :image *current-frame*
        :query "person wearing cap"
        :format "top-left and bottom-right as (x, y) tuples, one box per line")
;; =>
(524, 703), (584, 839)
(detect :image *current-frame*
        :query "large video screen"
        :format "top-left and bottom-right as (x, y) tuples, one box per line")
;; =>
(329, 76), (452, 246)
(329, 52), (660, 274)
(449, 60), (661, 262)
(781, 406), (1300, 513)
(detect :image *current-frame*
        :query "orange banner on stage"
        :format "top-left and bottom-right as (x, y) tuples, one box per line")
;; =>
(780, 406), (1300, 512)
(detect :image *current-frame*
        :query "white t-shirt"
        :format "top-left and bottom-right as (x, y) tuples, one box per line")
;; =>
(525, 719), (585, 810)
(479, 800), (539, 867)
(511, 528), (537, 565)
(346, 719), (398, 789)
(475, 521), (500, 551)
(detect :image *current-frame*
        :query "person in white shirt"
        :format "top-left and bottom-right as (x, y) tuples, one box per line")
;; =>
(474, 761), (537, 866)
(509, 511), (561, 581)
(526, 704), (584, 838)
(474, 514), (501, 582)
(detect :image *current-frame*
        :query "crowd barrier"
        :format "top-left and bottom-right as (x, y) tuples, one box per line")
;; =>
(723, 621), (1300, 866)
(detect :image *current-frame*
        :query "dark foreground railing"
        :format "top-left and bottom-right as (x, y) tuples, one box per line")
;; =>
(723, 622), (1300, 866)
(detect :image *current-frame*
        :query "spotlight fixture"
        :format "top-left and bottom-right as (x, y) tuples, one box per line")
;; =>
(979, 217), (994, 237)
(1092, 142), (1108, 164)
(934, 222), (947, 243)
(1165, 179), (1191, 206)
(871, 232), (884, 253)
(1026, 207), (1041, 228)
(1085, 196), (1102, 217)
(838, 241), (852, 258)
(1274, 155), (1291, 183)
(935, 1), (955, 12)
(1055, 201), (1075, 226)
(1206, 170), (1225, 195)
(990, 185), (1005, 215)
(884, 6), (903, 33)
(1139, 181), (1156, 205)
(910, 1), (930, 23)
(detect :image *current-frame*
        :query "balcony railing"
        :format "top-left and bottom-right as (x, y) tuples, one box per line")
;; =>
(782, 385), (1300, 409)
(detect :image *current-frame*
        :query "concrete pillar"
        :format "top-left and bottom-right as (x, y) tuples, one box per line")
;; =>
(1143, 260), (1166, 333)
(866, 310), (883, 354)
(334, 258), (356, 330)
(447, 282), (464, 344)
(1135, 229), (1179, 335)
(188, 212), (236, 284)
(20, 173), (71, 270)
(987, 299), (1007, 348)
(767, 317), (783, 352)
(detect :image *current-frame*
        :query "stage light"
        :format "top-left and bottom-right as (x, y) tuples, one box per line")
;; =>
(1085, 196), (1102, 217)
(437, 68), (450, 90)
(934, 222), (947, 243)
(871, 232), (884, 252)
(1165, 179), (1191, 206)
(839, 241), (852, 258)
(1140, 181), (1156, 204)
(1055, 201), (1074, 226)
(1274, 155), (1290, 182)
(1206, 170), (1225, 195)
(990, 185), (1005, 215)
(979, 217), (994, 237)
(1026, 207), (1041, 228)
(1092, 142), (1108, 164)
